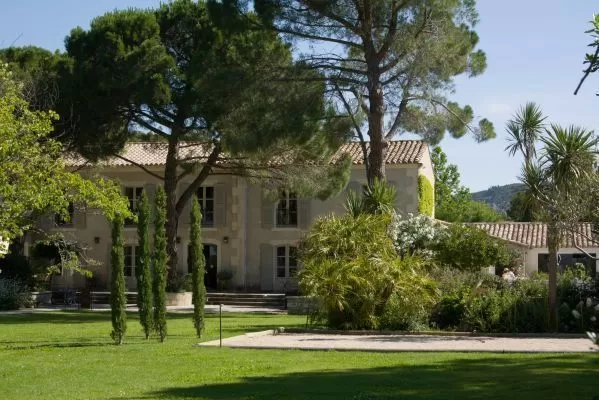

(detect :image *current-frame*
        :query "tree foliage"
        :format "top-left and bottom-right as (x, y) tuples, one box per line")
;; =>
(431, 146), (503, 222)
(153, 187), (168, 342)
(53, 0), (352, 280)
(0, 63), (129, 241)
(136, 191), (153, 339)
(432, 224), (509, 272)
(190, 196), (206, 338)
(299, 212), (435, 329)
(574, 14), (599, 95)
(256, 0), (495, 182)
(417, 176), (434, 217)
(110, 214), (127, 345)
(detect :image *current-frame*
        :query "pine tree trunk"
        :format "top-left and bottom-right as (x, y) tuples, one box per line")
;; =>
(153, 187), (168, 342)
(110, 215), (127, 345)
(547, 222), (560, 332)
(366, 63), (387, 184)
(190, 196), (206, 338)
(136, 192), (153, 339)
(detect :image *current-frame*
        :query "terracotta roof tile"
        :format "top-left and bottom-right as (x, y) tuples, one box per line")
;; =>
(66, 140), (427, 167)
(470, 222), (599, 249)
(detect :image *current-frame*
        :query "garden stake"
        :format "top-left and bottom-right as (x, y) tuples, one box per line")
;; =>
(219, 303), (222, 348)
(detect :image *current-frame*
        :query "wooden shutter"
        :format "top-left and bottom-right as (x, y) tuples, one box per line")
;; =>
(298, 198), (311, 230)
(214, 183), (227, 228)
(73, 205), (86, 230)
(347, 181), (362, 194)
(260, 244), (274, 291)
(143, 183), (156, 202)
(261, 190), (275, 229)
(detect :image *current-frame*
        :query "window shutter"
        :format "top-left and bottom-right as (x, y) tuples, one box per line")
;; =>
(347, 180), (362, 194)
(298, 198), (311, 230)
(143, 183), (156, 202)
(214, 183), (227, 228)
(73, 205), (86, 229)
(260, 244), (274, 291)
(261, 190), (274, 229)
(39, 214), (54, 232)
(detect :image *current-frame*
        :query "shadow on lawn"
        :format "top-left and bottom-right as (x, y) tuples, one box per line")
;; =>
(151, 354), (599, 400)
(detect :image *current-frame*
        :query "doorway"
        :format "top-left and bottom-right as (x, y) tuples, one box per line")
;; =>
(187, 243), (218, 290)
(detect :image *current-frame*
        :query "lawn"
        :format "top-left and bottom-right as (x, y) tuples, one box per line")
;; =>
(1, 311), (598, 400)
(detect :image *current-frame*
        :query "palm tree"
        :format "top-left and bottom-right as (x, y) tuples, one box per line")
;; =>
(505, 102), (547, 163)
(520, 124), (598, 330)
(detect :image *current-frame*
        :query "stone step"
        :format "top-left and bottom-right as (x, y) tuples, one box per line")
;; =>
(205, 300), (286, 307)
(206, 292), (286, 299)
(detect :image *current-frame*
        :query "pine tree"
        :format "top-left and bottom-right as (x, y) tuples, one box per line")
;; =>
(136, 191), (153, 339)
(110, 214), (127, 345)
(152, 186), (168, 342)
(189, 196), (206, 338)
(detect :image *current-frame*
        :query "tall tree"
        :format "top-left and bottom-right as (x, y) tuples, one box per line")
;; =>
(136, 192), (153, 339)
(153, 187), (168, 342)
(256, 0), (496, 183)
(110, 214), (127, 345)
(61, 0), (351, 280)
(519, 124), (598, 330)
(574, 14), (599, 95)
(189, 196), (206, 338)
(0, 61), (129, 243)
(431, 146), (502, 222)
(505, 102), (546, 164)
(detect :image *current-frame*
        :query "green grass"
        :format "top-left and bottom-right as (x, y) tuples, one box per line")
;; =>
(1, 311), (598, 400)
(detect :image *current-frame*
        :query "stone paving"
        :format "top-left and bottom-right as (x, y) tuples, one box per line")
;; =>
(199, 330), (599, 353)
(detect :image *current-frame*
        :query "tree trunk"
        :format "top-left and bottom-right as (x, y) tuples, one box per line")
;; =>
(547, 222), (560, 332)
(366, 63), (386, 184)
(164, 137), (180, 282)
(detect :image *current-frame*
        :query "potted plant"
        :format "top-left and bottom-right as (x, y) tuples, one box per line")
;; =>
(217, 270), (234, 291)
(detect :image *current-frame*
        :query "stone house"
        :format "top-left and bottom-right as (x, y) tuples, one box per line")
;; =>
(473, 222), (599, 276)
(33, 140), (434, 292)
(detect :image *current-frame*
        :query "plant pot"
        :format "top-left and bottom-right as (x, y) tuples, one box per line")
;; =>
(30, 291), (52, 307)
(166, 292), (192, 307)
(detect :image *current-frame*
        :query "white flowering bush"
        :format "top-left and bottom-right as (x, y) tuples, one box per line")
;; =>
(389, 213), (447, 258)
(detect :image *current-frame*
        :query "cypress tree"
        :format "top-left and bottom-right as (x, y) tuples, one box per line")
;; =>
(190, 196), (206, 338)
(136, 191), (153, 339)
(110, 214), (127, 345)
(153, 186), (168, 342)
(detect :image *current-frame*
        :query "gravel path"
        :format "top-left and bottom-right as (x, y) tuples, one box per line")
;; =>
(199, 330), (598, 353)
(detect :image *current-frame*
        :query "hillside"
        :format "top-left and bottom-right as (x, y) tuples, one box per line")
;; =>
(471, 183), (525, 213)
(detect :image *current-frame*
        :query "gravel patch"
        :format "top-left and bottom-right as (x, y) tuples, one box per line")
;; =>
(199, 330), (599, 353)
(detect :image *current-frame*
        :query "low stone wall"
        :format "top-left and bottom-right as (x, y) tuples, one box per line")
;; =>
(286, 296), (318, 315)
(166, 292), (192, 307)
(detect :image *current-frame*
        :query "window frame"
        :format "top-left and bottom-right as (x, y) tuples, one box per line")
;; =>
(197, 186), (215, 227)
(275, 191), (298, 228)
(123, 245), (139, 278)
(124, 186), (144, 226)
(275, 245), (299, 278)
(55, 202), (75, 228)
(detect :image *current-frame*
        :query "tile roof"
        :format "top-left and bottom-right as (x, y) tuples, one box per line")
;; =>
(471, 222), (599, 249)
(66, 140), (427, 167)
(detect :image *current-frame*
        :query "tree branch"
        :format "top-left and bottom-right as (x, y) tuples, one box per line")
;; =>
(175, 144), (221, 214)
(574, 45), (599, 95)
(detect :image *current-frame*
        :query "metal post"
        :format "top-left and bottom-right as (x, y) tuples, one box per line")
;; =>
(219, 303), (222, 348)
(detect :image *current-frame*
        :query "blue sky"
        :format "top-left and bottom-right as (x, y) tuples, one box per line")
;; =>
(1, 0), (597, 191)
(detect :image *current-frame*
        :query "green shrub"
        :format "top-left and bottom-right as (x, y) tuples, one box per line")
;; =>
(433, 224), (510, 272)
(110, 214), (127, 345)
(299, 213), (435, 330)
(0, 278), (29, 310)
(557, 267), (598, 333)
(190, 196), (206, 338)
(417, 175), (434, 217)
(165, 272), (192, 293)
(136, 191), (153, 339)
(153, 186), (168, 342)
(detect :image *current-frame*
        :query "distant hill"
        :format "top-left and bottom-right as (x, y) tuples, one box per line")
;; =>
(471, 183), (525, 213)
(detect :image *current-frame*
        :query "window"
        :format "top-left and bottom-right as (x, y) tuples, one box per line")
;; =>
(276, 245), (298, 278)
(125, 187), (143, 225)
(124, 245), (139, 277)
(276, 191), (297, 227)
(197, 187), (214, 226)
(538, 253), (597, 276)
(55, 202), (75, 227)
